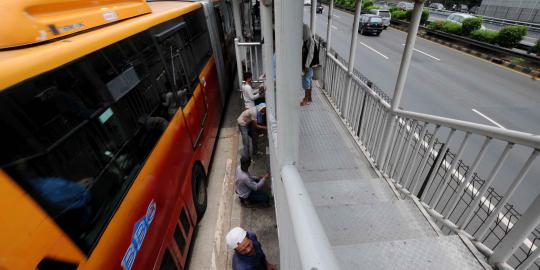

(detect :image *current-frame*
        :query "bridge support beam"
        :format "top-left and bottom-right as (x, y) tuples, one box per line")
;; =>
(377, 0), (425, 169)
(342, 0), (362, 119)
(232, 0), (243, 40)
(275, 0), (301, 166)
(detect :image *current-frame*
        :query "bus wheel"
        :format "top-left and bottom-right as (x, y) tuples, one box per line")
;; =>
(192, 164), (208, 219)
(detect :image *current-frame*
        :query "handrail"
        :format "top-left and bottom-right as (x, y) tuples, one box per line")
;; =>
(322, 48), (540, 269)
(395, 109), (540, 150)
(281, 165), (341, 270)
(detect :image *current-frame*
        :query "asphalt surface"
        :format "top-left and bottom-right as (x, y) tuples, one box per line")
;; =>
(304, 6), (540, 213)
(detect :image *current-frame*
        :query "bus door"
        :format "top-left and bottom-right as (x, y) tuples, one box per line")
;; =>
(153, 21), (208, 149)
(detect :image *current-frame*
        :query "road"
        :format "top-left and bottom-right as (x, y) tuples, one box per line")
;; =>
(304, 6), (540, 213)
(428, 11), (540, 46)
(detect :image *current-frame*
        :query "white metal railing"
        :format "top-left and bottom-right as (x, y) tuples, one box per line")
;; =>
(234, 38), (263, 86)
(321, 45), (540, 270)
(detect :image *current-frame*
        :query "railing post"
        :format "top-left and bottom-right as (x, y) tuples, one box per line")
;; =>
(234, 38), (243, 88)
(342, 0), (362, 119)
(489, 192), (540, 268)
(376, 0), (425, 169)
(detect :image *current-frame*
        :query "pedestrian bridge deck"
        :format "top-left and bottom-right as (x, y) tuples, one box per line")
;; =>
(297, 85), (490, 269)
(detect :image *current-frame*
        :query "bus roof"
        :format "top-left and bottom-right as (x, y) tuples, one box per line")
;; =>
(0, 1), (201, 91)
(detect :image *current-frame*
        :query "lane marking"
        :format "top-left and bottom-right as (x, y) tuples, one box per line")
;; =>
(331, 25), (338, 30)
(360, 42), (389, 59)
(403, 44), (441, 61)
(333, 14), (341, 19)
(472, 108), (506, 129)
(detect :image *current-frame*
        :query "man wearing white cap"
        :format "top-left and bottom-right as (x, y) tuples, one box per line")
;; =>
(226, 227), (276, 270)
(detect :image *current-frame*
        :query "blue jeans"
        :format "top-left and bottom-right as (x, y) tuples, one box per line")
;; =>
(239, 124), (257, 159)
(247, 190), (269, 205)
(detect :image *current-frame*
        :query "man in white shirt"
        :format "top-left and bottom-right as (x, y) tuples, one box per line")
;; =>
(237, 104), (267, 159)
(241, 72), (264, 109)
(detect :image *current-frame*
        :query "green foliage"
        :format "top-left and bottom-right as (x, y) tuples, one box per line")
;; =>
(461, 17), (483, 36)
(534, 38), (540, 54)
(403, 8), (430, 25)
(362, 0), (374, 9)
(428, 20), (446, 31)
(442, 21), (462, 35)
(496, 25), (528, 48)
(470, 29), (498, 44)
(389, 7), (400, 13)
(391, 10), (407, 20)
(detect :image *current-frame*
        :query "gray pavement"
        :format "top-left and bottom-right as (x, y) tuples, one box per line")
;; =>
(305, 7), (540, 212)
(189, 91), (279, 270)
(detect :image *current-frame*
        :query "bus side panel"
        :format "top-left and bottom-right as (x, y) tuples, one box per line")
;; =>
(0, 171), (85, 269)
(199, 57), (222, 173)
(82, 107), (194, 270)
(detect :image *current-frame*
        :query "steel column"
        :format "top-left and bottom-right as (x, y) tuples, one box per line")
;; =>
(275, 0), (301, 166)
(310, 0), (317, 36)
(376, 0), (425, 170)
(260, 0), (275, 118)
(342, 0), (362, 119)
(323, 0), (334, 89)
(232, 0), (243, 40)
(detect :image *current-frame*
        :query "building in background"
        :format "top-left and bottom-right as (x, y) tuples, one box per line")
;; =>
(478, 0), (540, 23)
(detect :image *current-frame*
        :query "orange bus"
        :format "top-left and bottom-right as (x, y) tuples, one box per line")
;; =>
(0, 0), (236, 269)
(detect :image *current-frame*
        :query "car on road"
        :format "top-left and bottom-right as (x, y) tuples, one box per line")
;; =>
(447, 12), (486, 30)
(316, 2), (323, 13)
(429, 3), (445, 10)
(359, 14), (385, 36)
(374, 1), (389, 9)
(368, 9), (391, 29)
(398, 1), (414, 10)
(304, 0), (311, 6)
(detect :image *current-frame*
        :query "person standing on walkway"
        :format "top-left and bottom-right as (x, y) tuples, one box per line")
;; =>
(226, 227), (277, 270)
(301, 23), (315, 106)
(241, 72), (264, 109)
(238, 105), (267, 159)
(235, 156), (270, 207)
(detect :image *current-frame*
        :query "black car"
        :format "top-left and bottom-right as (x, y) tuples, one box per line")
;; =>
(358, 14), (384, 36)
(316, 2), (323, 13)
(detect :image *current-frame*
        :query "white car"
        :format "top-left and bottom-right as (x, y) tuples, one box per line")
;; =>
(397, 1), (414, 10)
(446, 13), (486, 30)
(368, 9), (391, 29)
(429, 3), (445, 10)
(304, 0), (311, 5)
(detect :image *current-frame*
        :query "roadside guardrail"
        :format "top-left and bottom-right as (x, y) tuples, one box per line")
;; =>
(391, 19), (540, 66)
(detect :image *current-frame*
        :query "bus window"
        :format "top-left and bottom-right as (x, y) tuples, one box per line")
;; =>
(183, 9), (212, 73)
(214, 6), (226, 44)
(0, 35), (174, 252)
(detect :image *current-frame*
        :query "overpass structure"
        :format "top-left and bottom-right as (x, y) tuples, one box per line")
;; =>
(234, 0), (540, 269)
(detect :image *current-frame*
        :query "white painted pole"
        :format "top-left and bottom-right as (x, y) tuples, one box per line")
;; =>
(275, 0), (301, 166)
(322, 0), (335, 89)
(342, 0), (362, 119)
(232, 0), (243, 40)
(311, 0), (317, 36)
(377, 0), (425, 168)
(260, 0), (275, 116)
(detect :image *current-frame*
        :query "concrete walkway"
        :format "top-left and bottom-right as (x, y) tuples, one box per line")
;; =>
(188, 92), (279, 270)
